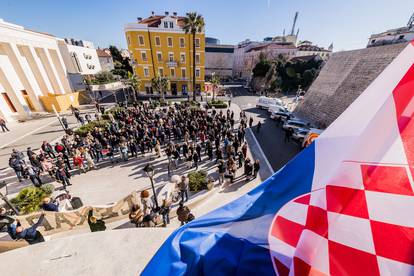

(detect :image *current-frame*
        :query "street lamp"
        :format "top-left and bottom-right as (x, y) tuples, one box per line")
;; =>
(143, 164), (159, 209)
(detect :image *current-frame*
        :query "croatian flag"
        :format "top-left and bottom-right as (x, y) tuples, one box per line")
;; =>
(143, 42), (414, 275)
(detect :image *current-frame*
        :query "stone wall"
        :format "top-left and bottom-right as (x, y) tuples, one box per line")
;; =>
(294, 43), (408, 127)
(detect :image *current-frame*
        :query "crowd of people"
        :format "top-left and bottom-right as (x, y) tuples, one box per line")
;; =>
(5, 100), (261, 230)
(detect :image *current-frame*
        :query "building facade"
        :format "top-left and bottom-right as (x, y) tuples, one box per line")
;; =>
(124, 12), (205, 95)
(96, 49), (114, 71)
(296, 40), (332, 60)
(240, 43), (297, 80)
(205, 37), (234, 79)
(0, 19), (74, 122)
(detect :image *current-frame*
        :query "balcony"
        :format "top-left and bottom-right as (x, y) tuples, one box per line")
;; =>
(166, 61), (177, 67)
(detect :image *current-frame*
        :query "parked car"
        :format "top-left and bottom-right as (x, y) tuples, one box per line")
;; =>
(256, 96), (284, 109)
(270, 111), (294, 121)
(292, 128), (310, 143)
(268, 104), (288, 114)
(283, 119), (310, 131)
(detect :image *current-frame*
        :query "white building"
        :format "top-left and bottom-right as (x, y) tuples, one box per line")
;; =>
(367, 27), (414, 47)
(296, 41), (332, 60)
(58, 38), (101, 75)
(205, 38), (234, 79)
(96, 49), (114, 72)
(235, 41), (297, 80)
(0, 19), (73, 122)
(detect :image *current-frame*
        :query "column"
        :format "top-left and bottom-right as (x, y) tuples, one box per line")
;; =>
(19, 45), (50, 96)
(2, 43), (43, 111)
(0, 67), (27, 118)
(48, 49), (72, 93)
(35, 47), (63, 94)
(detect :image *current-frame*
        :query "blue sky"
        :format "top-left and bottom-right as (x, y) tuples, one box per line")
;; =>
(1, 0), (413, 51)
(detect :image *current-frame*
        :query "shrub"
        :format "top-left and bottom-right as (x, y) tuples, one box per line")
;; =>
(40, 184), (55, 195)
(207, 100), (228, 109)
(74, 120), (110, 137)
(11, 186), (53, 214)
(188, 170), (207, 192)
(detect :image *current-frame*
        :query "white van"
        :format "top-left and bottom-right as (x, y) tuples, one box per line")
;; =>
(256, 96), (284, 110)
(268, 104), (288, 114)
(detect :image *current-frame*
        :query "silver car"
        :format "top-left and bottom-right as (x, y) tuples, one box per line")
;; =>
(283, 119), (309, 131)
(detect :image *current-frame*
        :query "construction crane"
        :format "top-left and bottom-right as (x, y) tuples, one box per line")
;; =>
(408, 12), (414, 28)
(290, 12), (299, 36)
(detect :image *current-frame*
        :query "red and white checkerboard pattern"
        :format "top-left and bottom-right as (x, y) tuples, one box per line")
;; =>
(268, 163), (414, 275)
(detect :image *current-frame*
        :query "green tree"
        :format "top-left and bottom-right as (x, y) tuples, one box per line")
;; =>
(151, 75), (170, 100)
(183, 12), (205, 102)
(210, 72), (220, 101)
(109, 45), (123, 63)
(126, 71), (142, 101)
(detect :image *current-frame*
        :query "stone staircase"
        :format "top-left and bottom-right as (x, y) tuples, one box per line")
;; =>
(295, 43), (408, 127)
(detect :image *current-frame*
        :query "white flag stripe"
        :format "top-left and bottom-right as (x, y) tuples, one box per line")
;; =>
(275, 201), (308, 226)
(377, 256), (414, 276)
(294, 230), (330, 275)
(366, 191), (414, 228)
(327, 212), (376, 254)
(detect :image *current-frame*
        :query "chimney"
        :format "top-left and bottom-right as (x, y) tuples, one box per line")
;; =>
(165, 11), (169, 16)
(173, 12), (177, 16)
(151, 11), (155, 16)
(137, 17), (142, 22)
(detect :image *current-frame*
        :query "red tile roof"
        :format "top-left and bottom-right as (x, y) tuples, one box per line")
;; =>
(139, 15), (187, 28)
(96, 49), (111, 57)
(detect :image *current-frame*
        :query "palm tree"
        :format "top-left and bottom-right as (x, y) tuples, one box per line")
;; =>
(210, 72), (220, 102)
(126, 71), (141, 102)
(183, 12), (205, 102)
(151, 75), (170, 100)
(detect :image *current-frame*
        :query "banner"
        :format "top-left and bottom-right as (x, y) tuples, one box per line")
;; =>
(14, 192), (140, 236)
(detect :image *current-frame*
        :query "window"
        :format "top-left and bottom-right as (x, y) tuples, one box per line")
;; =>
(164, 22), (168, 28)
(158, 67), (164, 76)
(157, 52), (162, 62)
(180, 37), (185, 48)
(169, 22), (174, 28)
(143, 67), (149, 77)
(168, 52), (174, 62)
(155, 36), (161, 46)
(195, 53), (200, 64)
(181, 68), (186, 78)
(195, 68), (200, 78)
(195, 38), (200, 48)
(138, 35), (144, 45)
(399, 35), (405, 40)
(180, 53), (186, 63)
(167, 37), (173, 47)
(141, 51), (147, 61)
(170, 68), (175, 77)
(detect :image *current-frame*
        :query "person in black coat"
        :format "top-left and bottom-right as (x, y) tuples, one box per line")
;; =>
(12, 214), (45, 244)
(253, 159), (260, 179)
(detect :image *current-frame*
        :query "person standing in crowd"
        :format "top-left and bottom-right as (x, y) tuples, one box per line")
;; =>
(0, 116), (9, 132)
(0, 207), (14, 234)
(218, 159), (226, 185)
(61, 116), (69, 130)
(88, 209), (106, 232)
(177, 202), (191, 226)
(256, 121), (262, 133)
(9, 155), (24, 182)
(41, 141), (55, 158)
(249, 117), (253, 128)
(25, 164), (42, 186)
(253, 159), (261, 179)
(159, 199), (171, 226)
(179, 175), (189, 203)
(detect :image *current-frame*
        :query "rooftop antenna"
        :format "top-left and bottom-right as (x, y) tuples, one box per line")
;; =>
(408, 12), (414, 28)
(296, 28), (300, 38)
(290, 11), (299, 36)
(283, 28), (285, 36)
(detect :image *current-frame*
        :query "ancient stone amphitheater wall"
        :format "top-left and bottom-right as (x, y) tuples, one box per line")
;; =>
(295, 43), (408, 127)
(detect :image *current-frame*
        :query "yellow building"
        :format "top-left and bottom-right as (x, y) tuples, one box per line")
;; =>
(124, 12), (205, 96)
